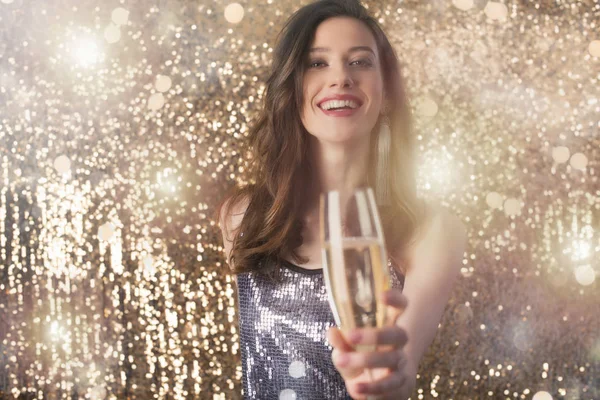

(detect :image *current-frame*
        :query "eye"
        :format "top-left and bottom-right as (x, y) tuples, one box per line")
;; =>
(308, 60), (326, 68)
(350, 59), (373, 67)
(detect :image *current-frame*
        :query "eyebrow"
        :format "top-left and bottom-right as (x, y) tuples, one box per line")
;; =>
(309, 46), (376, 56)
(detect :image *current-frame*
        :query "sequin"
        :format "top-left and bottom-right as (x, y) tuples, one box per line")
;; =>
(237, 257), (405, 399)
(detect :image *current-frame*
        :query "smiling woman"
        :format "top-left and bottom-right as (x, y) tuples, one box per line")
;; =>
(301, 17), (384, 145)
(215, 0), (465, 399)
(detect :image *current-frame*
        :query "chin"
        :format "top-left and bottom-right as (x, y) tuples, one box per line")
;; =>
(312, 130), (369, 145)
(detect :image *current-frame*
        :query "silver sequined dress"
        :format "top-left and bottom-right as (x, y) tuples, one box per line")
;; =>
(237, 257), (405, 399)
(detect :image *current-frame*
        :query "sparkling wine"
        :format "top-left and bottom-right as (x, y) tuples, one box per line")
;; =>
(322, 237), (391, 349)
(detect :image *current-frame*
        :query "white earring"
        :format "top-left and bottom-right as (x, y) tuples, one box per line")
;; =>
(376, 115), (391, 205)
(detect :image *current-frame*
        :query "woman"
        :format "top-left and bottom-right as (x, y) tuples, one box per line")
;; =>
(217, 0), (466, 399)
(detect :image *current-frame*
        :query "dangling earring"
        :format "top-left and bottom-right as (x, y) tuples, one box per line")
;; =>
(376, 114), (391, 206)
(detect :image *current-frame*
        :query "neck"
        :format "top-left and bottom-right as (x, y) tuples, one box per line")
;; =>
(301, 135), (371, 223)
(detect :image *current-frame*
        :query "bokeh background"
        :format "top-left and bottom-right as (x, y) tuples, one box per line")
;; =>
(0, 0), (599, 398)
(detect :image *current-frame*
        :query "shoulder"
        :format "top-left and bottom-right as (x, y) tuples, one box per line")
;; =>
(401, 201), (467, 266)
(218, 192), (251, 273)
(218, 192), (251, 237)
(423, 202), (466, 241)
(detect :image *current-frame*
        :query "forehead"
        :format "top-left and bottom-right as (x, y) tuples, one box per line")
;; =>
(311, 16), (378, 54)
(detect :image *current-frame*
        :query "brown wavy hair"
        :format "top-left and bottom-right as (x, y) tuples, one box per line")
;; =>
(216, 0), (427, 279)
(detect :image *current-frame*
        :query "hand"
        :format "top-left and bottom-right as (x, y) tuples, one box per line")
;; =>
(327, 289), (416, 400)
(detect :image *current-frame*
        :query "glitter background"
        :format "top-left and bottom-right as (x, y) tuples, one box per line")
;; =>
(0, 0), (599, 399)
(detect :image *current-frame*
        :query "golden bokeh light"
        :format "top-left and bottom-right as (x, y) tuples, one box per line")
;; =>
(485, 192), (503, 210)
(574, 265), (596, 286)
(484, 2), (508, 21)
(53, 155), (72, 174)
(155, 75), (173, 93)
(111, 7), (130, 26)
(69, 37), (102, 67)
(551, 146), (570, 164)
(0, 0), (598, 398)
(224, 3), (245, 24)
(104, 24), (121, 44)
(148, 92), (166, 110)
(532, 391), (553, 400)
(589, 40), (600, 57)
(452, 0), (474, 12)
(503, 198), (522, 217)
(569, 152), (588, 170)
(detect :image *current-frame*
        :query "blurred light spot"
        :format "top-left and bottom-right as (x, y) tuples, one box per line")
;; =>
(112, 7), (130, 26)
(224, 3), (244, 24)
(279, 389), (296, 400)
(71, 38), (101, 67)
(104, 24), (121, 44)
(418, 147), (456, 195)
(90, 386), (107, 400)
(142, 255), (156, 276)
(589, 40), (600, 57)
(503, 198), (522, 216)
(54, 155), (71, 174)
(486, 192), (503, 209)
(569, 153), (588, 170)
(98, 222), (116, 241)
(532, 391), (553, 400)
(552, 146), (570, 163)
(452, 0), (474, 11)
(484, 2), (508, 21)
(569, 239), (591, 261)
(155, 75), (172, 92)
(288, 360), (306, 378)
(148, 93), (165, 110)
(574, 265), (595, 286)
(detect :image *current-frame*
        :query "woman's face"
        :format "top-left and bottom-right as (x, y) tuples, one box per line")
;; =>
(300, 17), (385, 146)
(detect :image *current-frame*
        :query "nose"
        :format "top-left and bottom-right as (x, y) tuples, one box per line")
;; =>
(328, 64), (354, 88)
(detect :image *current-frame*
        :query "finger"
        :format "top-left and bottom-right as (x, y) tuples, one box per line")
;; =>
(328, 327), (363, 380)
(327, 327), (354, 352)
(346, 325), (408, 348)
(381, 289), (408, 326)
(337, 348), (403, 370)
(382, 289), (408, 311)
(353, 369), (407, 396)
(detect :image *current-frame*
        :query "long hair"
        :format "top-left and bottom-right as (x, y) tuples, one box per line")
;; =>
(216, 0), (427, 279)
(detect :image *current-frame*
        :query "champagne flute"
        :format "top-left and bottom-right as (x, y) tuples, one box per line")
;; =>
(320, 186), (392, 394)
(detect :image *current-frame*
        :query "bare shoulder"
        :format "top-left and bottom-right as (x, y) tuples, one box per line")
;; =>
(219, 194), (250, 239)
(218, 194), (250, 272)
(404, 201), (467, 263)
(424, 202), (466, 240)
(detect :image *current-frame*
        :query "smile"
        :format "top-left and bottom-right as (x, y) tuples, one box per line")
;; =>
(319, 99), (360, 110)
(318, 101), (362, 117)
(317, 95), (364, 117)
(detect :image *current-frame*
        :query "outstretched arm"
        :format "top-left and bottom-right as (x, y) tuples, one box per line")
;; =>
(395, 207), (467, 380)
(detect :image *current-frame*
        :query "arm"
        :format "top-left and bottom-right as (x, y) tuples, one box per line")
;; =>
(395, 207), (467, 379)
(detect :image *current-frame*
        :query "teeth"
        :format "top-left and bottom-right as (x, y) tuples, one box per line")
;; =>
(320, 99), (359, 110)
